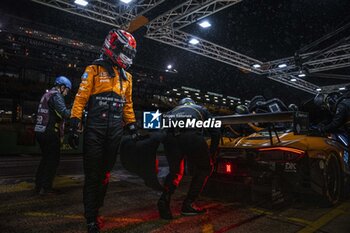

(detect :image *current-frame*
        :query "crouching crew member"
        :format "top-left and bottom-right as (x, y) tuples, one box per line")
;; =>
(158, 97), (220, 219)
(34, 76), (71, 195)
(314, 92), (350, 134)
(314, 91), (350, 172)
(69, 29), (138, 233)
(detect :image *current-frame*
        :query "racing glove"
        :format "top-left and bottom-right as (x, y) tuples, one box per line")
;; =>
(68, 117), (80, 149)
(127, 122), (141, 141)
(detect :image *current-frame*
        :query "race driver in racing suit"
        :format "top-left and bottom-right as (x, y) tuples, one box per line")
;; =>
(70, 29), (138, 233)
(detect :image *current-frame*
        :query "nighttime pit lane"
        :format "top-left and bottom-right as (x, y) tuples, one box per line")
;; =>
(1, 155), (350, 233)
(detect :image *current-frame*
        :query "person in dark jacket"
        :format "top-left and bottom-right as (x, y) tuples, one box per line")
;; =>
(34, 76), (71, 195)
(158, 97), (221, 219)
(248, 95), (288, 113)
(314, 92), (350, 134)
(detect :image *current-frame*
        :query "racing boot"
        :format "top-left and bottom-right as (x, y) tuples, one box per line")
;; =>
(181, 199), (207, 216)
(157, 192), (173, 220)
(87, 222), (100, 233)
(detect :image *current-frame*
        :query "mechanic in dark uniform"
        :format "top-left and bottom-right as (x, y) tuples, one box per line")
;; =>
(314, 92), (350, 134)
(69, 29), (138, 233)
(288, 103), (299, 112)
(249, 95), (288, 113)
(34, 76), (71, 195)
(248, 95), (266, 113)
(314, 91), (350, 172)
(158, 97), (220, 219)
(234, 104), (262, 134)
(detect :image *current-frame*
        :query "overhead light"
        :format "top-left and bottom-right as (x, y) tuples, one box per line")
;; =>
(195, 93), (199, 95)
(316, 88), (322, 91)
(197, 97), (201, 99)
(189, 38), (199, 45)
(290, 78), (297, 82)
(298, 73), (306, 78)
(339, 87), (346, 91)
(206, 98), (210, 101)
(184, 91), (189, 93)
(167, 64), (172, 69)
(173, 89), (178, 91)
(74, 0), (88, 6)
(278, 63), (287, 68)
(205, 95), (209, 97)
(176, 93), (181, 96)
(120, 0), (132, 3)
(252, 64), (261, 68)
(165, 69), (169, 72)
(199, 20), (211, 28)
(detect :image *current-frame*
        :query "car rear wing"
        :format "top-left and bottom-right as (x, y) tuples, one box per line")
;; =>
(215, 111), (309, 135)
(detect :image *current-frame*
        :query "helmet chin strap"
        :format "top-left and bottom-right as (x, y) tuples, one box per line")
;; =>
(118, 67), (127, 80)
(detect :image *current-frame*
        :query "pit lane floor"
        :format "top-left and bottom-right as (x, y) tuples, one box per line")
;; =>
(1, 155), (350, 233)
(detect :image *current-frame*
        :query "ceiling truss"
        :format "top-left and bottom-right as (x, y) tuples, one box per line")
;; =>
(146, 0), (242, 32)
(30, 0), (350, 94)
(31, 0), (165, 28)
(145, 28), (263, 73)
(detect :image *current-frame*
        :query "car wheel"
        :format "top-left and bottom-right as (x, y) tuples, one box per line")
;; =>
(322, 153), (342, 206)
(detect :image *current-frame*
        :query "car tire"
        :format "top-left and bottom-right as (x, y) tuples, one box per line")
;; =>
(321, 153), (343, 206)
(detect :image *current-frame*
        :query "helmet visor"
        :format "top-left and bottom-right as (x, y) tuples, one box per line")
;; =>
(121, 45), (136, 60)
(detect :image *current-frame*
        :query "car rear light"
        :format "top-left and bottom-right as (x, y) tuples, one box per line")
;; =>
(225, 163), (232, 174)
(257, 147), (305, 161)
(217, 161), (236, 174)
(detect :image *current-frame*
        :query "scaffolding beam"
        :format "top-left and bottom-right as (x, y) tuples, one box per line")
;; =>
(147, 0), (242, 33)
(146, 28), (264, 73)
(29, 0), (350, 94)
(31, 0), (164, 28)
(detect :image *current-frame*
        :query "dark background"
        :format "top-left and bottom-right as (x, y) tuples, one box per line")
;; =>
(1, 0), (350, 105)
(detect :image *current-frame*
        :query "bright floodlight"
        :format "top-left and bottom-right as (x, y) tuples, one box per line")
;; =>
(252, 64), (261, 68)
(167, 64), (172, 69)
(339, 87), (346, 90)
(189, 38), (199, 45)
(120, 0), (133, 3)
(74, 0), (88, 6)
(199, 21), (211, 28)
(290, 78), (297, 82)
(278, 63), (287, 68)
(316, 88), (322, 91)
(298, 73), (306, 77)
